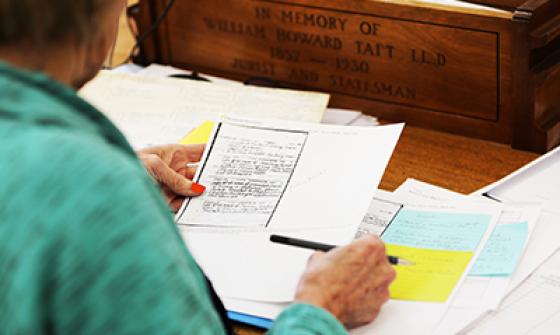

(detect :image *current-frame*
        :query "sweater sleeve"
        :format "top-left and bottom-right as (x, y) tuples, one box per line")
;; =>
(268, 304), (348, 335)
(36, 136), (226, 335)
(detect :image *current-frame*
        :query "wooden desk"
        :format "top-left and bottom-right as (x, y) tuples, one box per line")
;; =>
(112, 11), (539, 335)
(380, 126), (537, 193)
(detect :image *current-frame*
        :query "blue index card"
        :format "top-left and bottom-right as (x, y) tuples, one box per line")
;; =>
(469, 222), (529, 277)
(227, 311), (273, 329)
(381, 209), (492, 252)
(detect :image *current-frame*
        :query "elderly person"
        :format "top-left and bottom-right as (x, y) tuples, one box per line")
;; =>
(0, 0), (395, 334)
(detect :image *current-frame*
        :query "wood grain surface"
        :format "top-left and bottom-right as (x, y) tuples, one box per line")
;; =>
(111, 7), (539, 334)
(133, 0), (560, 152)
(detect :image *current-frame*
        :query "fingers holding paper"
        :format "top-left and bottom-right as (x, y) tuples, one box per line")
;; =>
(294, 235), (396, 329)
(137, 144), (206, 212)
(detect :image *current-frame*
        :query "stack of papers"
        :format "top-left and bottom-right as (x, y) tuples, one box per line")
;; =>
(178, 115), (403, 303)
(137, 63), (379, 127)
(104, 64), (379, 133)
(79, 71), (329, 148)
(219, 180), (507, 334)
(220, 172), (550, 334)
(92, 62), (560, 334)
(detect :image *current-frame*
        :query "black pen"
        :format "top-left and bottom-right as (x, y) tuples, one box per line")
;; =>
(270, 234), (414, 266)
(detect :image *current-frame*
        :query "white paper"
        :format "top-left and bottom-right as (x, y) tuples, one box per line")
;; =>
(441, 148), (560, 335)
(180, 118), (404, 302)
(476, 146), (559, 198)
(321, 108), (363, 125)
(223, 294), (450, 335)
(350, 301), (449, 335)
(183, 229), (313, 303)
(407, 0), (510, 14)
(433, 307), (487, 335)
(488, 147), (560, 216)
(110, 63), (144, 75)
(477, 146), (560, 291)
(79, 71), (329, 148)
(348, 114), (380, 127)
(395, 178), (465, 203)
(463, 249), (560, 334)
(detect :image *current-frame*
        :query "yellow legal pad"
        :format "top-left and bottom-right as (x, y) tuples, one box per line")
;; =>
(180, 121), (215, 145)
(386, 244), (473, 303)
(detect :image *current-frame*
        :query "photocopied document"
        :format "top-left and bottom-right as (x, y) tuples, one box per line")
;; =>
(395, 178), (464, 204)
(478, 146), (560, 291)
(355, 196), (403, 238)
(79, 71), (329, 148)
(180, 116), (404, 302)
(178, 122), (309, 228)
(449, 204), (540, 312)
(137, 64), (380, 127)
(441, 146), (560, 334)
(463, 249), (560, 335)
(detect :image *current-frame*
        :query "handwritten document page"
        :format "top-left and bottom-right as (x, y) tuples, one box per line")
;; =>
(79, 71), (329, 148)
(464, 249), (560, 335)
(381, 204), (500, 303)
(178, 123), (308, 228)
(180, 117), (404, 302)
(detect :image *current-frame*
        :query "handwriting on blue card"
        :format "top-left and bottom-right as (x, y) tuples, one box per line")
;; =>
(381, 210), (492, 251)
(469, 222), (529, 277)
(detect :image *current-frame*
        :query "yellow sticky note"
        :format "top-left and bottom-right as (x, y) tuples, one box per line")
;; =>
(180, 121), (215, 145)
(386, 244), (473, 303)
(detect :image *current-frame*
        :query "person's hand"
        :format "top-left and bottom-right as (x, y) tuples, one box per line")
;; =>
(137, 144), (206, 212)
(294, 235), (396, 329)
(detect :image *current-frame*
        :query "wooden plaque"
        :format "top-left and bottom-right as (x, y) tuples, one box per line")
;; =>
(133, 0), (560, 152)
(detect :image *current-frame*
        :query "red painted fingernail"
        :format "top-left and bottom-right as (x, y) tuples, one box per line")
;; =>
(191, 183), (206, 193)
